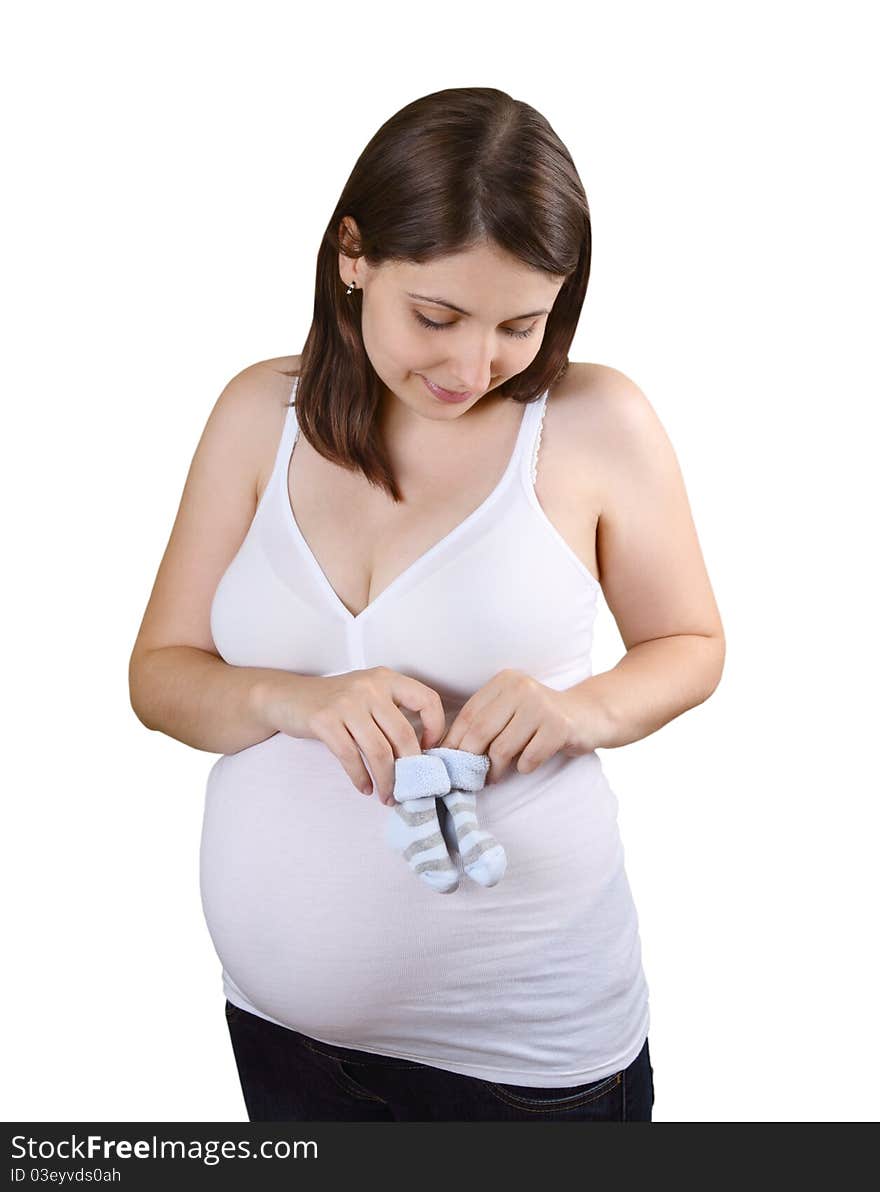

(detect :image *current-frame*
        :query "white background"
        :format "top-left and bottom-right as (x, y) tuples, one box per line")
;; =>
(3, 0), (877, 1123)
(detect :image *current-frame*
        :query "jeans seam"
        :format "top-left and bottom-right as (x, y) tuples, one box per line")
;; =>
(332, 1062), (389, 1105)
(298, 1037), (426, 1072)
(486, 1071), (622, 1114)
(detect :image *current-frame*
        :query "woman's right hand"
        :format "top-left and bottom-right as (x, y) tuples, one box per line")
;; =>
(255, 667), (447, 805)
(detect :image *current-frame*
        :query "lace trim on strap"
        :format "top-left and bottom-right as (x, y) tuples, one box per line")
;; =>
(530, 393), (548, 486)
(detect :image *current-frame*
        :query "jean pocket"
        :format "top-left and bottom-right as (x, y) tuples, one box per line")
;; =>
(486, 1070), (622, 1113)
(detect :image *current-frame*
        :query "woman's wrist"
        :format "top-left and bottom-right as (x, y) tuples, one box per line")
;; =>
(251, 672), (296, 734)
(558, 683), (618, 755)
(250, 670), (315, 737)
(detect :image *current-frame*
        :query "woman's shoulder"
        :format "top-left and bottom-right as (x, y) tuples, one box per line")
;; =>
(547, 361), (674, 516)
(249, 353), (302, 392)
(260, 352), (303, 376)
(227, 353), (303, 431)
(551, 360), (668, 460)
(228, 354), (303, 497)
(226, 353), (302, 402)
(552, 360), (649, 416)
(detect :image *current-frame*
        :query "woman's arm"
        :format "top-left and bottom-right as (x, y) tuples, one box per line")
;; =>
(128, 358), (309, 755)
(562, 367), (725, 750)
(130, 645), (311, 755)
(566, 633), (725, 750)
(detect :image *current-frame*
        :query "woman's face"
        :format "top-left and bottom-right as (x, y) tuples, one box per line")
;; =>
(343, 233), (566, 420)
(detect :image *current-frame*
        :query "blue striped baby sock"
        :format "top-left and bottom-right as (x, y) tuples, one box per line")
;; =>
(384, 753), (460, 893)
(427, 747), (508, 888)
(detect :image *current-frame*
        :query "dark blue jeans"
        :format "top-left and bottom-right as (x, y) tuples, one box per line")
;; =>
(224, 1000), (654, 1121)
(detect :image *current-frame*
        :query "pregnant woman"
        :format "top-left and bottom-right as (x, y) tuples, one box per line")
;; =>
(129, 87), (725, 1122)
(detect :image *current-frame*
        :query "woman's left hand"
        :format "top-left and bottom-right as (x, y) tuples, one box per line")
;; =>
(432, 669), (602, 783)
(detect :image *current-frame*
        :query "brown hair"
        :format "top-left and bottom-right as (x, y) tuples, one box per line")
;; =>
(280, 86), (591, 503)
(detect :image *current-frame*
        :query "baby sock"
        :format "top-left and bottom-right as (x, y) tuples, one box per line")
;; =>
(427, 747), (508, 888)
(384, 753), (460, 893)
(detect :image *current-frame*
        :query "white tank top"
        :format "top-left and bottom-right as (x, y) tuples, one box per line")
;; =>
(200, 374), (650, 1086)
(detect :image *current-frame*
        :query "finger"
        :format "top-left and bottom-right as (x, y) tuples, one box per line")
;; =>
(345, 711), (397, 803)
(515, 723), (548, 775)
(439, 699), (481, 752)
(438, 722), (462, 750)
(481, 705), (526, 782)
(456, 691), (512, 758)
(310, 719), (375, 795)
(430, 673), (509, 752)
(369, 697), (423, 758)
(391, 674), (447, 750)
(369, 705), (423, 805)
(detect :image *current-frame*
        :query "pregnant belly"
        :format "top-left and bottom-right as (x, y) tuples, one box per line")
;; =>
(198, 734), (625, 1043)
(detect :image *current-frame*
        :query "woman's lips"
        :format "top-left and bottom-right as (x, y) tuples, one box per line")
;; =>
(418, 374), (473, 403)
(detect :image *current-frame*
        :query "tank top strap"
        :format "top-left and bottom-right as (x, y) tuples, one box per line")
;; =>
(260, 374), (300, 497)
(518, 387), (550, 492)
(286, 372), (301, 434)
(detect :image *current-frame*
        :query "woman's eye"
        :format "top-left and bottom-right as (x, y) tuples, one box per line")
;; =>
(412, 310), (535, 339)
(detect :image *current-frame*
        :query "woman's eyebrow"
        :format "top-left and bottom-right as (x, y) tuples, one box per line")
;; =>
(405, 291), (549, 320)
